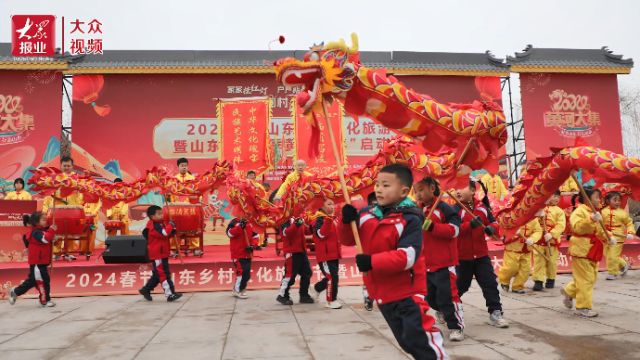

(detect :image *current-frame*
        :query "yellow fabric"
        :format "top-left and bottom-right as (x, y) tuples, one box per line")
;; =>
(5, 190), (32, 200)
(171, 173), (202, 203)
(542, 205), (566, 243)
(498, 250), (531, 290)
(569, 204), (607, 258)
(533, 246), (559, 282)
(43, 189), (84, 213)
(480, 173), (508, 200)
(505, 218), (542, 252)
(563, 257), (598, 309)
(601, 207), (634, 242)
(275, 170), (313, 198)
(559, 178), (579, 193)
(605, 242), (627, 275)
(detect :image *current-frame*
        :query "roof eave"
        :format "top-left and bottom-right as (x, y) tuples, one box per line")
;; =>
(510, 65), (632, 74)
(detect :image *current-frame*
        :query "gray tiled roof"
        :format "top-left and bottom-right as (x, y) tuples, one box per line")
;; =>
(507, 45), (633, 70)
(0, 43), (507, 72)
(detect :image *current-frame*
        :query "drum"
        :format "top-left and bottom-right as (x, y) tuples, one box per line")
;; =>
(47, 205), (88, 236)
(163, 203), (204, 234)
(105, 220), (124, 231)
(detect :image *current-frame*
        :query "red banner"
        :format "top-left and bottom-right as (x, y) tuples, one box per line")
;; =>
(520, 73), (624, 159)
(0, 70), (62, 187)
(293, 99), (345, 177)
(218, 97), (272, 175)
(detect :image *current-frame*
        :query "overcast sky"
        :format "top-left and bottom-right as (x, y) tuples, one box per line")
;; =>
(1, 0), (638, 87)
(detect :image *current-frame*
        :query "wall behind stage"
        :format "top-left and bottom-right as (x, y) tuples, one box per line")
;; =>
(0, 70), (62, 188)
(519, 73), (624, 159)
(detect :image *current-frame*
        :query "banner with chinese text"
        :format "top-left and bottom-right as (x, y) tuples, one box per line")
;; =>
(218, 97), (272, 175)
(293, 99), (346, 177)
(0, 70), (62, 189)
(520, 73), (624, 159)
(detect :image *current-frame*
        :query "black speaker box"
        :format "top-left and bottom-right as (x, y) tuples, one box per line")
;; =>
(103, 235), (148, 264)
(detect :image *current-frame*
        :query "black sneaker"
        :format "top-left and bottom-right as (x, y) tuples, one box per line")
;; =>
(533, 281), (544, 292)
(299, 295), (314, 304)
(167, 293), (183, 302)
(364, 299), (374, 311)
(138, 288), (152, 301)
(277, 295), (293, 305)
(545, 279), (555, 289)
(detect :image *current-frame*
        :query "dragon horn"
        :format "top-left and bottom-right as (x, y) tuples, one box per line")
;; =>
(349, 33), (359, 53)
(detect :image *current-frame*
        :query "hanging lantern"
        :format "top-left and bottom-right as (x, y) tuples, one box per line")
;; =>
(72, 75), (111, 117)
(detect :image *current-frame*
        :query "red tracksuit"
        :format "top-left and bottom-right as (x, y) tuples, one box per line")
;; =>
(278, 218), (312, 299)
(312, 211), (342, 302)
(423, 201), (464, 331)
(14, 226), (56, 305)
(227, 218), (259, 292)
(455, 201), (503, 315)
(141, 220), (177, 297)
(340, 201), (446, 360)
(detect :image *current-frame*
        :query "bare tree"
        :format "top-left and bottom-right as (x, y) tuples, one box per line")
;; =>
(620, 86), (640, 158)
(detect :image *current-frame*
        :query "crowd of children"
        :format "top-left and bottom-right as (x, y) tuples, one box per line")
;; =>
(7, 157), (638, 360)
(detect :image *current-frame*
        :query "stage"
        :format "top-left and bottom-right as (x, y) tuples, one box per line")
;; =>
(1, 240), (639, 299)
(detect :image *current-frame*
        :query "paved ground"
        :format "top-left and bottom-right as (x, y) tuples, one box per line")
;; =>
(1, 270), (639, 360)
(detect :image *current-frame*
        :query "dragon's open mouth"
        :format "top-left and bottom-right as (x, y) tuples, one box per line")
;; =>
(280, 66), (322, 113)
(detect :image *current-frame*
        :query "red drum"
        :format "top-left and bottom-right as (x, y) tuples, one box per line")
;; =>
(105, 220), (124, 231)
(47, 205), (88, 236)
(163, 203), (204, 234)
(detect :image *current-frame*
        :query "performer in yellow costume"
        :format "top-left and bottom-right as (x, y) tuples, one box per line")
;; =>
(532, 190), (566, 290)
(274, 160), (313, 201)
(498, 217), (542, 293)
(82, 200), (101, 256)
(106, 179), (130, 236)
(601, 191), (634, 280)
(42, 157), (85, 260)
(561, 187), (612, 318)
(480, 172), (508, 201)
(171, 158), (203, 256)
(4, 178), (32, 200)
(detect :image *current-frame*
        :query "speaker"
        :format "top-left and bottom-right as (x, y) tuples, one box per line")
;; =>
(103, 235), (149, 264)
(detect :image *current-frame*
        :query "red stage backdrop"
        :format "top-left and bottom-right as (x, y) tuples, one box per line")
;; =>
(520, 73), (624, 159)
(0, 70), (62, 184)
(293, 99), (345, 177)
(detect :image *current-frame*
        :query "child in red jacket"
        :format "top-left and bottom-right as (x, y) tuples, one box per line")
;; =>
(455, 180), (508, 328)
(226, 217), (260, 299)
(277, 217), (314, 305)
(415, 177), (465, 342)
(341, 164), (447, 360)
(311, 198), (342, 309)
(10, 212), (57, 307)
(139, 205), (182, 302)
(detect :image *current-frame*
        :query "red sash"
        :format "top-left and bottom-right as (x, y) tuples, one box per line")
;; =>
(585, 234), (604, 262)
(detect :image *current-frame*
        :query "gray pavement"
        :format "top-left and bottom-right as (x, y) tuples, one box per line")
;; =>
(1, 270), (639, 359)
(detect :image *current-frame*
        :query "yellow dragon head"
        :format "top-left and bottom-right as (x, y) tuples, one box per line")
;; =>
(274, 33), (360, 114)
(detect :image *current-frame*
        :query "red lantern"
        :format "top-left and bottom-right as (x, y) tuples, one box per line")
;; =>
(72, 75), (111, 117)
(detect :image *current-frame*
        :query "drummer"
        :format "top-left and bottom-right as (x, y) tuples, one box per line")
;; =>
(5, 178), (33, 200)
(106, 178), (130, 236)
(43, 156), (85, 261)
(82, 199), (101, 257)
(169, 158), (203, 256)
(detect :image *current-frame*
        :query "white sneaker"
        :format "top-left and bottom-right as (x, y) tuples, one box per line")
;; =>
(193, 249), (203, 256)
(449, 329), (464, 342)
(575, 308), (598, 318)
(326, 301), (342, 309)
(560, 288), (574, 309)
(313, 288), (323, 302)
(435, 311), (445, 324)
(231, 290), (241, 298)
(621, 262), (630, 277)
(64, 254), (76, 261)
(42, 301), (56, 308)
(238, 291), (249, 299)
(606, 274), (618, 280)
(489, 310), (509, 328)
(9, 288), (17, 305)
